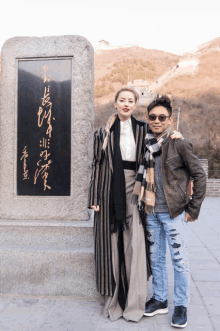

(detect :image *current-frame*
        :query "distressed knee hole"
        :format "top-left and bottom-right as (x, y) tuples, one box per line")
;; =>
(172, 243), (181, 249)
(173, 258), (182, 263)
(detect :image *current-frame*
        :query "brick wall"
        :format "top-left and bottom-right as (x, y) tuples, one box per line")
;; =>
(198, 159), (220, 197)
(199, 159), (208, 178)
(206, 179), (220, 197)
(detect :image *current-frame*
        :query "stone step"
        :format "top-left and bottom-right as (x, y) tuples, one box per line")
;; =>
(0, 219), (94, 248)
(0, 244), (97, 298)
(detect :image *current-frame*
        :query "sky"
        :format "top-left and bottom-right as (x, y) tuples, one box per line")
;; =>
(0, 0), (219, 55)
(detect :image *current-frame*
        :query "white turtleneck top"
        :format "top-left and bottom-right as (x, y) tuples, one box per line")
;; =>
(120, 117), (136, 161)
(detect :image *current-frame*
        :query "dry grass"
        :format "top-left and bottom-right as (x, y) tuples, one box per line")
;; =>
(94, 46), (180, 98)
(158, 51), (220, 98)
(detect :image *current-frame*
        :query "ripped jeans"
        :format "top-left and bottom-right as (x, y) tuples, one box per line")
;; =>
(147, 211), (190, 307)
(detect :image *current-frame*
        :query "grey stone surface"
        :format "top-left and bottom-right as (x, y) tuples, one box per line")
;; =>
(0, 214), (96, 297)
(0, 219), (94, 247)
(190, 259), (220, 270)
(187, 230), (205, 247)
(203, 297), (220, 316)
(211, 316), (220, 331)
(40, 299), (101, 331)
(0, 36), (94, 221)
(0, 294), (215, 331)
(0, 36), (95, 298)
(0, 245), (97, 297)
(195, 281), (220, 298)
(190, 269), (220, 282)
(188, 251), (216, 261)
(210, 250), (220, 263)
(0, 297), (55, 331)
(0, 185), (217, 330)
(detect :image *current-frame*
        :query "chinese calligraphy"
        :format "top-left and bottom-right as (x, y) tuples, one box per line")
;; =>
(17, 58), (71, 196)
(20, 146), (29, 180)
(34, 65), (54, 191)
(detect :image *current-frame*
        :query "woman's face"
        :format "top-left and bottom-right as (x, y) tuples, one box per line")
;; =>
(114, 91), (137, 121)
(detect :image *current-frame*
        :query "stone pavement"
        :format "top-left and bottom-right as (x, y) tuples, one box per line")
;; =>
(0, 197), (219, 331)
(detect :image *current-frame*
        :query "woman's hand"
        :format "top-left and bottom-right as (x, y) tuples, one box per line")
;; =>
(170, 130), (183, 140)
(91, 205), (100, 212)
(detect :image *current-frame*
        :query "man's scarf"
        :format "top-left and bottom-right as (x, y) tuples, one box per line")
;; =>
(132, 125), (172, 214)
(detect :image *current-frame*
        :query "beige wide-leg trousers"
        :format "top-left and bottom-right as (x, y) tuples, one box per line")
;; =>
(102, 169), (148, 322)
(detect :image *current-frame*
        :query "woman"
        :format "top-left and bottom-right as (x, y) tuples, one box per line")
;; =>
(88, 88), (180, 322)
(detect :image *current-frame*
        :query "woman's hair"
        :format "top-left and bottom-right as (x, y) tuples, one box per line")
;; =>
(147, 94), (172, 116)
(114, 87), (139, 103)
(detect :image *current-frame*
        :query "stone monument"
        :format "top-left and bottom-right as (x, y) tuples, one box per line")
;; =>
(0, 36), (96, 297)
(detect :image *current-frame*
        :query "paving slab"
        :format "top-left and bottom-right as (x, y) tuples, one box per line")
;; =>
(211, 316), (220, 331)
(0, 297), (55, 331)
(195, 281), (220, 298)
(0, 296), (11, 313)
(190, 225), (217, 236)
(188, 250), (217, 261)
(97, 315), (155, 331)
(40, 299), (102, 331)
(188, 287), (203, 305)
(153, 324), (214, 331)
(203, 297), (220, 316)
(187, 304), (212, 326)
(190, 269), (220, 282)
(187, 232), (204, 247)
(210, 250), (220, 263)
(189, 260), (220, 270)
(196, 235), (220, 250)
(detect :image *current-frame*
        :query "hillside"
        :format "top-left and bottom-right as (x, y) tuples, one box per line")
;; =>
(153, 50), (220, 148)
(195, 37), (220, 53)
(158, 51), (220, 98)
(94, 47), (179, 101)
(94, 41), (220, 151)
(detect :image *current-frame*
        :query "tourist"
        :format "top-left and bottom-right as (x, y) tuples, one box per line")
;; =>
(133, 95), (206, 328)
(88, 88), (182, 322)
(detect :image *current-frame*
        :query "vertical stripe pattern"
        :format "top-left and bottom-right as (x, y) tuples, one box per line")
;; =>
(88, 119), (148, 296)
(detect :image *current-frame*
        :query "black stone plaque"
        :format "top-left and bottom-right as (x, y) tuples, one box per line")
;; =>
(17, 59), (71, 196)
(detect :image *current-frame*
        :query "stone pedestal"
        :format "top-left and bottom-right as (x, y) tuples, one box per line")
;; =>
(0, 36), (96, 297)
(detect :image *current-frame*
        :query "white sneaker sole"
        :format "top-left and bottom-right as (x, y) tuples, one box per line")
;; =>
(171, 321), (187, 328)
(144, 308), (169, 317)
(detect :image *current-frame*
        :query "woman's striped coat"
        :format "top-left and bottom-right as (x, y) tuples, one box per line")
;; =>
(88, 115), (148, 296)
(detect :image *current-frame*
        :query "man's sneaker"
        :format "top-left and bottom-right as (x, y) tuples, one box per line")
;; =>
(171, 306), (187, 328)
(144, 297), (168, 317)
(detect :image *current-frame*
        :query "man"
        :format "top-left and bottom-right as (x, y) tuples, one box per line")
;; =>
(133, 95), (206, 328)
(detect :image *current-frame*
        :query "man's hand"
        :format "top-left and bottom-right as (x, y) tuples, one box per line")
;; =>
(185, 212), (196, 222)
(91, 205), (100, 212)
(170, 130), (183, 140)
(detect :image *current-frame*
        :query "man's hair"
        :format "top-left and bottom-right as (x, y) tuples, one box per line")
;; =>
(114, 87), (139, 103)
(147, 94), (172, 116)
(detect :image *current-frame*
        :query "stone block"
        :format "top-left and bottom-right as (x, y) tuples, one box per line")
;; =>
(0, 36), (96, 298)
(0, 244), (97, 298)
(0, 36), (94, 221)
(0, 219), (94, 248)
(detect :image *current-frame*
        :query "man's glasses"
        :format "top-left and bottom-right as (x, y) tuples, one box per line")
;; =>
(148, 114), (170, 122)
